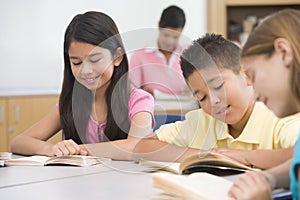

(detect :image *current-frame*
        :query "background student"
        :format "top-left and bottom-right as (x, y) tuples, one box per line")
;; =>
(11, 11), (154, 160)
(133, 34), (300, 170)
(227, 9), (300, 200)
(129, 5), (188, 97)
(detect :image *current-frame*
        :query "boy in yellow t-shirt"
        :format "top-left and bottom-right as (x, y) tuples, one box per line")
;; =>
(133, 34), (300, 170)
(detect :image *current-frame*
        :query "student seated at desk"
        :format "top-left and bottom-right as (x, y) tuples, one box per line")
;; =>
(133, 34), (300, 170)
(129, 5), (188, 97)
(226, 9), (300, 200)
(10, 11), (154, 160)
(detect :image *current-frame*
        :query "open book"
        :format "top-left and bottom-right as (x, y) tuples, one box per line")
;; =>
(152, 173), (292, 200)
(4, 155), (111, 167)
(140, 152), (258, 176)
(152, 172), (233, 200)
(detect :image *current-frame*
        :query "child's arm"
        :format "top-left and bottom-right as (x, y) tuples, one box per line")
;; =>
(10, 106), (86, 156)
(228, 171), (273, 200)
(82, 111), (153, 160)
(82, 112), (199, 161)
(132, 134), (200, 162)
(213, 147), (294, 169)
(228, 159), (292, 200)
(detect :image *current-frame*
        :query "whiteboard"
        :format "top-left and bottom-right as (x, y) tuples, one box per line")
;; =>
(0, 0), (207, 93)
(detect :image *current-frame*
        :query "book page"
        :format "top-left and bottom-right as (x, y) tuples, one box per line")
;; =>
(5, 156), (50, 166)
(139, 160), (180, 174)
(45, 155), (109, 167)
(179, 152), (255, 173)
(152, 172), (233, 200)
(5, 155), (110, 167)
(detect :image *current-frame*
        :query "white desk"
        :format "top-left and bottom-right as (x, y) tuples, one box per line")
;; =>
(0, 160), (291, 200)
(0, 160), (162, 200)
(0, 170), (159, 200)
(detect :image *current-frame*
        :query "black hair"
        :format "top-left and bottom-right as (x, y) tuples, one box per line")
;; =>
(159, 5), (186, 29)
(60, 11), (130, 144)
(180, 33), (241, 79)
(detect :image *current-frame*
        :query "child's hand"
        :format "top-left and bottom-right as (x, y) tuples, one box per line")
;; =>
(228, 171), (273, 200)
(78, 144), (90, 156)
(49, 139), (87, 156)
(211, 148), (251, 166)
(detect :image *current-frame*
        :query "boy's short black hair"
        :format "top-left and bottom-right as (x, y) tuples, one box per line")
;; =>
(159, 5), (186, 29)
(180, 33), (241, 79)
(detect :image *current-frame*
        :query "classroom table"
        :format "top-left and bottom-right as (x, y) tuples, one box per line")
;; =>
(0, 158), (166, 200)
(0, 158), (292, 200)
(0, 165), (159, 200)
(0, 159), (147, 188)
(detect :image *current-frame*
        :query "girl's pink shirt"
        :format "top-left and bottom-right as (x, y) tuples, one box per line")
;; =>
(86, 87), (154, 143)
(57, 87), (154, 143)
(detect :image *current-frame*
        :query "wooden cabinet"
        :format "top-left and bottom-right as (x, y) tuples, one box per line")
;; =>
(207, 0), (300, 41)
(0, 99), (7, 152)
(0, 95), (62, 152)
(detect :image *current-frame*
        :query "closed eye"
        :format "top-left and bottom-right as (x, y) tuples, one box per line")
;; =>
(214, 83), (224, 90)
(199, 95), (206, 102)
(90, 58), (102, 63)
(192, 89), (206, 102)
(72, 62), (82, 66)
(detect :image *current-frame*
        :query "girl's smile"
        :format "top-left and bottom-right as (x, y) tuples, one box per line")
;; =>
(68, 41), (115, 91)
(81, 74), (102, 85)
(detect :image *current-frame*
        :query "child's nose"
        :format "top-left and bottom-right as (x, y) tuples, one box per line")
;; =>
(210, 93), (221, 105)
(80, 62), (93, 74)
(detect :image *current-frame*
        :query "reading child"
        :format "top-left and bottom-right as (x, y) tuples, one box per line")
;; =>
(133, 33), (300, 170)
(11, 11), (154, 160)
(227, 9), (300, 200)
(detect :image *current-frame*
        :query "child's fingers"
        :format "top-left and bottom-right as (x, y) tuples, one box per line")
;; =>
(78, 144), (90, 155)
(57, 142), (70, 155)
(51, 140), (87, 156)
(228, 184), (243, 200)
(79, 149), (88, 156)
(250, 172), (273, 197)
(52, 145), (63, 156)
(64, 139), (81, 155)
(228, 172), (256, 199)
(53, 139), (80, 155)
(228, 172), (272, 200)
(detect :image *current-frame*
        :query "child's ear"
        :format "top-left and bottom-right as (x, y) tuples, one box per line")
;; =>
(240, 68), (252, 86)
(113, 47), (124, 67)
(274, 38), (293, 68)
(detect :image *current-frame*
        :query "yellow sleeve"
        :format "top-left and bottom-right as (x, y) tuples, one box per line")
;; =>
(155, 121), (184, 146)
(274, 113), (300, 148)
(155, 109), (217, 149)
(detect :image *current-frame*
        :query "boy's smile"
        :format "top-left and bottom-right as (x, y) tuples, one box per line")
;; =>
(215, 105), (231, 116)
(187, 67), (254, 126)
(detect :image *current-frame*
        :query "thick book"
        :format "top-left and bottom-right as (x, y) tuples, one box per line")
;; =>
(140, 152), (258, 176)
(152, 172), (292, 200)
(4, 155), (111, 167)
(152, 172), (233, 200)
